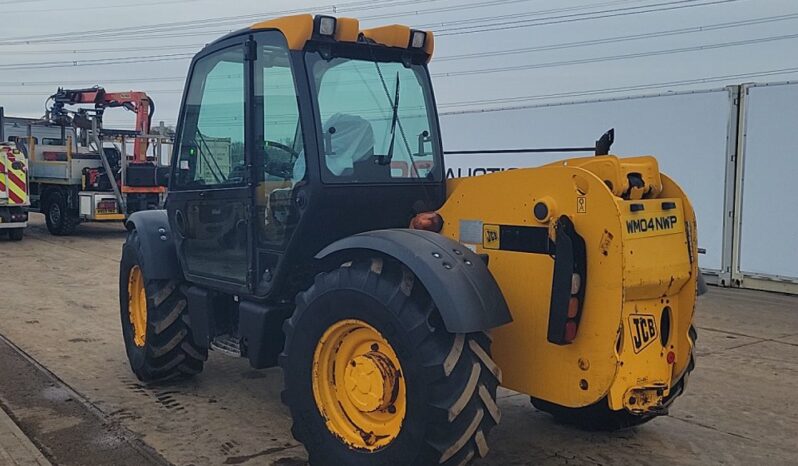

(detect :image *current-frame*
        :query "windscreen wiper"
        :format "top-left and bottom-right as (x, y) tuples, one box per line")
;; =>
(379, 72), (401, 165)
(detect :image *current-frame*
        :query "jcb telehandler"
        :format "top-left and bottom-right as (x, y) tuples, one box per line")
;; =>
(120, 14), (700, 465)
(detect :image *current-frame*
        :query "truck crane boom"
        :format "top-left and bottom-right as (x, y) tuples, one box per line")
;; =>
(46, 86), (154, 161)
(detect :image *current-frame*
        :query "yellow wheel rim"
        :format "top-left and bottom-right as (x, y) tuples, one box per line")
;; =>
(127, 265), (147, 348)
(312, 319), (406, 451)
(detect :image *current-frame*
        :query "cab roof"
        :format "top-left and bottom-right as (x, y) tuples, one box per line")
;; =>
(207, 14), (434, 58)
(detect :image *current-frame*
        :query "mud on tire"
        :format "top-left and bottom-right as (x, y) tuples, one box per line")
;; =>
(280, 258), (501, 465)
(119, 228), (207, 382)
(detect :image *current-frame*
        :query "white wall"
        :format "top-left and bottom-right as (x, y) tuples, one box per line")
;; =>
(739, 83), (798, 279)
(440, 90), (733, 271)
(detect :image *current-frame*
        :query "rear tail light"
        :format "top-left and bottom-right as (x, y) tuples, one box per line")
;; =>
(564, 321), (578, 341)
(563, 275), (583, 343)
(546, 216), (587, 345)
(567, 296), (579, 319)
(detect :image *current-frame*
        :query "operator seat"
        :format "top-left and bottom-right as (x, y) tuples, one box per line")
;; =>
(322, 113), (382, 180)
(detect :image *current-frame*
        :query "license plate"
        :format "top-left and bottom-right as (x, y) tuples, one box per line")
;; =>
(97, 209), (116, 215)
(628, 314), (658, 353)
(622, 199), (684, 239)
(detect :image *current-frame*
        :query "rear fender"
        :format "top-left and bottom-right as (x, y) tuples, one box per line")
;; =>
(125, 209), (182, 280)
(315, 229), (512, 333)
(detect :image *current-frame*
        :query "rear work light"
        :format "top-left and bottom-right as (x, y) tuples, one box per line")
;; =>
(546, 216), (587, 345)
(315, 15), (337, 37)
(409, 30), (426, 49)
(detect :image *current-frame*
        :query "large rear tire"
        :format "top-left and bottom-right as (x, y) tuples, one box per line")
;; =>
(119, 228), (207, 382)
(44, 189), (79, 236)
(280, 258), (501, 465)
(532, 325), (697, 431)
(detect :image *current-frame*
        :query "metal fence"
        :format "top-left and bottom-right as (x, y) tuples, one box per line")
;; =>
(440, 81), (798, 294)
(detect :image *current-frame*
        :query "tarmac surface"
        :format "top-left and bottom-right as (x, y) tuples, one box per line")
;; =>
(0, 214), (796, 465)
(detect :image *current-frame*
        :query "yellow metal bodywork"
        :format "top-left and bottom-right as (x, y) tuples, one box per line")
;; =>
(438, 155), (697, 412)
(127, 265), (148, 348)
(312, 319), (406, 450)
(249, 14), (434, 57)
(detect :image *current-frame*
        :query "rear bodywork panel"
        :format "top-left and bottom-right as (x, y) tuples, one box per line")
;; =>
(438, 155), (698, 414)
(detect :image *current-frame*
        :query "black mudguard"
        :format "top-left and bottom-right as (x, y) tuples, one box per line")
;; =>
(125, 210), (182, 281)
(316, 229), (512, 333)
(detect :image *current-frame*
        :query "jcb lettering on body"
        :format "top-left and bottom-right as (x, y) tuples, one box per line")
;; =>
(629, 314), (658, 353)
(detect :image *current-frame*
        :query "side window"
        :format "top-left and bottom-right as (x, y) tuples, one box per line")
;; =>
(174, 46), (245, 188)
(258, 42), (305, 184)
(254, 34), (306, 247)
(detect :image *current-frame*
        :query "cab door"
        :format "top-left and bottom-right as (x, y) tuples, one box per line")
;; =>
(168, 38), (255, 292)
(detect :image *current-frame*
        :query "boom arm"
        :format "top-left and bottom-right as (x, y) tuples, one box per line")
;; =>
(47, 86), (154, 161)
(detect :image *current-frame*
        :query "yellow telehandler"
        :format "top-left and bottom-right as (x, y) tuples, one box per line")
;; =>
(119, 14), (700, 465)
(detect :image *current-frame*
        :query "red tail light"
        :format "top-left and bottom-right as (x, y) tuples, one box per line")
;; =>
(546, 216), (587, 345)
(563, 277), (582, 343)
(564, 321), (578, 342)
(567, 297), (579, 319)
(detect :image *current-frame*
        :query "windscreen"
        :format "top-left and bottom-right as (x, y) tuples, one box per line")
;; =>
(305, 51), (441, 183)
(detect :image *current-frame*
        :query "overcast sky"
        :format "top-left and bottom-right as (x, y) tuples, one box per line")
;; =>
(0, 0), (795, 126)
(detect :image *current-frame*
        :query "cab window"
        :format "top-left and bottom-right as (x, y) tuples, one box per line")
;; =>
(174, 46), (245, 188)
(306, 53), (440, 183)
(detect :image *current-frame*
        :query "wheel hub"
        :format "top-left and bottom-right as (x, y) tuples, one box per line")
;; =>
(127, 265), (147, 347)
(344, 351), (399, 413)
(49, 203), (61, 224)
(312, 319), (406, 451)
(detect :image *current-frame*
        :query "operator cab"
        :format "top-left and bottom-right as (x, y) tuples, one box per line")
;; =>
(166, 15), (445, 299)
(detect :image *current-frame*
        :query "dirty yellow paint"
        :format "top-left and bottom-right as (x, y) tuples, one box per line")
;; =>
(438, 155), (698, 413)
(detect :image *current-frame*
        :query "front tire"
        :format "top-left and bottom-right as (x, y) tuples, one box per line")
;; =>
(119, 228), (207, 382)
(280, 258), (501, 465)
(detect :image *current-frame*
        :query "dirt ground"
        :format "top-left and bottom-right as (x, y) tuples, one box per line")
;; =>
(0, 214), (796, 465)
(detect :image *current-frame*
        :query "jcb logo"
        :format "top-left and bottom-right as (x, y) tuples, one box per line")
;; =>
(628, 314), (658, 353)
(483, 225), (500, 249)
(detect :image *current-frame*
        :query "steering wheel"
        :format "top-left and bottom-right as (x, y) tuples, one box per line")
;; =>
(264, 140), (300, 179)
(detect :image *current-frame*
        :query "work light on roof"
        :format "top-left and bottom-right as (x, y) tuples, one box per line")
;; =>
(409, 30), (426, 49)
(316, 15), (337, 37)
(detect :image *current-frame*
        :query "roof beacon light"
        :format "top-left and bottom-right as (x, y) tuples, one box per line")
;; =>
(317, 16), (337, 37)
(410, 30), (426, 48)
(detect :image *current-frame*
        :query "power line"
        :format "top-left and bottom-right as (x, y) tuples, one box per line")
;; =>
(436, 0), (742, 36)
(3, 0), (209, 14)
(0, 0), (705, 46)
(437, 66), (798, 109)
(2, 29), (794, 76)
(436, 12), (798, 61)
(0, 0), (536, 51)
(2, 10), (795, 85)
(0, 0), (755, 70)
(432, 32), (798, 78)
(0, 0), (448, 44)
